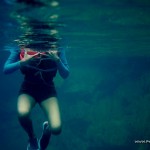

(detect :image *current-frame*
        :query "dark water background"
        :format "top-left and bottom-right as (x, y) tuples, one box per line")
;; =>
(0, 0), (150, 150)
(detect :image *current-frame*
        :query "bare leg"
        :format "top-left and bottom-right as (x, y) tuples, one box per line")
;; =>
(39, 97), (62, 149)
(40, 96), (62, 134)
(17, 94), (36, 139)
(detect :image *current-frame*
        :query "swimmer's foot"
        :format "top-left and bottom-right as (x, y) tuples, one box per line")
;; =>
(39, 121), (51, 150)
(27, 137), (39, 150)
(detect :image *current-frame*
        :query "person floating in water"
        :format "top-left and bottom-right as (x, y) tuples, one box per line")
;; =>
(3, 44), (69, 150)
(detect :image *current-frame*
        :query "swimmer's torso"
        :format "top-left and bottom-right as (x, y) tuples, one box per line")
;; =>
(20, 50), (57, 84)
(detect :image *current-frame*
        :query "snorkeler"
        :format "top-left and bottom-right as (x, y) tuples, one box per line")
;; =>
(3, 44), (69, 150)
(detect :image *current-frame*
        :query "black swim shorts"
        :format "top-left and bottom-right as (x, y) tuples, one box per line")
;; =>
(18, 80), (57, 103)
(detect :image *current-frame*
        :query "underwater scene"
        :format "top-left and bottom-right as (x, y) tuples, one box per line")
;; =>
(0, 0), (150, 150)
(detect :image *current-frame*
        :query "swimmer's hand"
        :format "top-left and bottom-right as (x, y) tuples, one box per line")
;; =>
(21, 51), (40, 62)
(48, 50), (60, 62)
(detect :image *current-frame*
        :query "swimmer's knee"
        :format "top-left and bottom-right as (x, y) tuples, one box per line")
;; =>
(17, 108), (31, 119)
(51, 125), (62, 135)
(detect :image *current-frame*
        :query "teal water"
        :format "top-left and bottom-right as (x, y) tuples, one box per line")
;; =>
(0, 0), (150, 150)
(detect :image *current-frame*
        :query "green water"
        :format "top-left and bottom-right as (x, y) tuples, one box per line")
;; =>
(0, 0), (150, 150)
